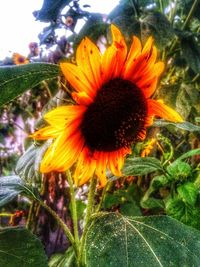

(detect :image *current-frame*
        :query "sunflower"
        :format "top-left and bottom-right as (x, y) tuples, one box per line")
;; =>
(31, 24), (183, 187)
(13, 53), (29, 65)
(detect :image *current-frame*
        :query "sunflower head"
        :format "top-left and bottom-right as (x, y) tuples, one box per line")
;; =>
(13, 53), (29, 65)
(31, 24), (183, 187)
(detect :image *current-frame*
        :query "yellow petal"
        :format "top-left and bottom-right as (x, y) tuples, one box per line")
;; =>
(40, 131), (84, 173)
(76, 37), (102, 90)
(44, 105), (86, 126)
(60, 62), (95, 98)
(30, 126), (62, 140)
(147, 99), (183, 122)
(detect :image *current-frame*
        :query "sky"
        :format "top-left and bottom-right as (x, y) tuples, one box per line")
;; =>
(0, 0), (119, 60)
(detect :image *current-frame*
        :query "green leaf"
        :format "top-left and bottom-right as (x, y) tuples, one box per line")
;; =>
(120, 201), (142, 216)
(176, 84), (192, 119)
(84, 213), (200, 267)
(153, 120), (200, 132)
(0, 175), (39, 207)
(103, 194), (120, 209)
(151, 175), (169, 189)
(165, 197), (200, 228)
(0, 63), (60, 107)
(140, 197), (165, 209)
(123, 157), (163, 176)
(176, 148), (200, 161)
(167, 160), (192, 181)
(180, 36), (200, 73)
(0, 176), (24, 207)
(140, 11), (174, 49)
(177, 182), (198, 206)
(48, 247), (75, 267)
(0, 227), (47, 267)
(15, 143), (51, 183)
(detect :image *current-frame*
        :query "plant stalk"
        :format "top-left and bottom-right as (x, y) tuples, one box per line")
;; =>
(78, 176), (97, 266)
(169, 0), (199, 53)
(37, 199), (77, 254)
(67, 169), (80, 250)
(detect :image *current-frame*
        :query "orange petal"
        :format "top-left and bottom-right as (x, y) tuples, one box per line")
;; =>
(136, 62), (164, 98)
(95, 151), (108, 187)
(139, 77), (158, 98)
(101, 24), (127, 82)
(74, 147), (96, 185)
(147, 99), (183, 122)
(142, 36), (154, 54)
(107, 150), (122, 177)
(123, 36), (142, 76)
(76, 37), (102, 90)
(60, 62), (95, 98)
(123, 36), (154, 81)
(72, 91), (93, 106)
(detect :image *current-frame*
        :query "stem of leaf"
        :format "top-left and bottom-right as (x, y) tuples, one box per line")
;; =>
(66, 169), (80, 251)
(96, 180), (112, 212)
(78, 176), (97, 266)
(37, 199), (77, 255)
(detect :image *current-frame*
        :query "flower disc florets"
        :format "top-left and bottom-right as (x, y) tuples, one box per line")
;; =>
(81, 78), (147, 151)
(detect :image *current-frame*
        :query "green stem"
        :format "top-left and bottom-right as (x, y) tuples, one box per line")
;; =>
(26, 201), (35, 229)
(78, 176), (97, 267)
(96, 180), (113, 212)
(169, 0), (178, 23)
(38, 199), (76, 254)
(192, 73), (200, 83)
(159, 0), (164, 13)
(182, 0), (199, 30)
(67, 170), (79, 249)
(169, 0), (198, 53)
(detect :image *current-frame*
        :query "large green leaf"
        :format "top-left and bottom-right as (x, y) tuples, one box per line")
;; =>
(84, 213), (200, 267)
(0, 227), (47, 267)
(0, 63), (60, 107)
(123, 157), (163, 176)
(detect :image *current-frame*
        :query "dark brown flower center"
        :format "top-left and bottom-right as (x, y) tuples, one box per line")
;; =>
(80, 78), (148, 152)
(19, 57), (25, 63)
